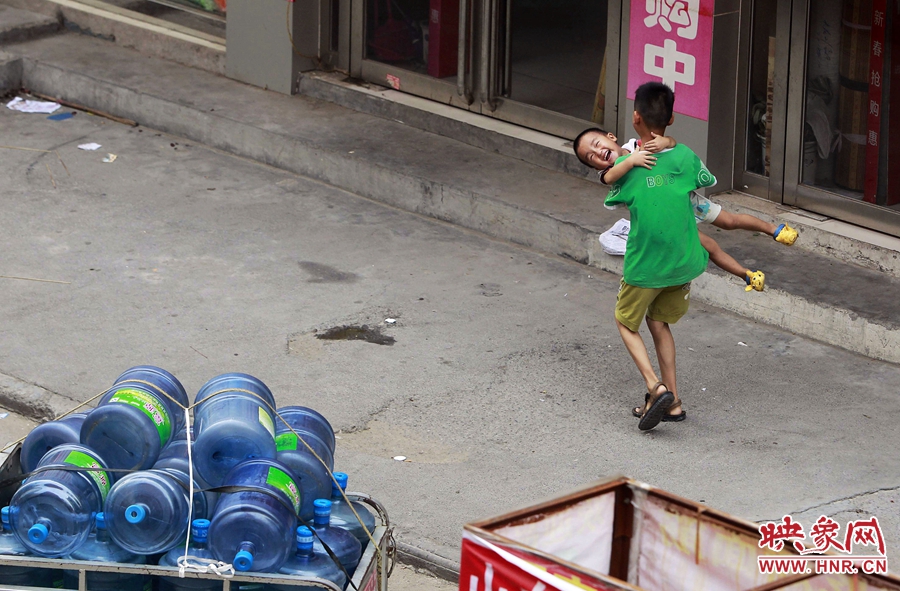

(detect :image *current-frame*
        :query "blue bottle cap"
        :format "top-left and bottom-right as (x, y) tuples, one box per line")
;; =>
(28, 523), (49, 543)
(334, 472), (349, 492)
(191, 519), (210, 542)
(296, 526), (314, 545)
(1, 507), (9, 525)
(125, 504), (147, 524)
(234, 549), (254, 571)
(96, 512), (106, 530)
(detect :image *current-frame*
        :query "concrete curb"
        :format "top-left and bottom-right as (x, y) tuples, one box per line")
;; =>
(14, 55), (900, 364)
(0, 0), (224, 74)
(0, 53), (22, 93)
(0, 371), (85, 422)
(0, 6), (59, 46)
(297, 72), (593, 182)
(395, 539), (460, 582)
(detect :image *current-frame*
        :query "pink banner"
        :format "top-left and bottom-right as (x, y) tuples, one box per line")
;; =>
(627, 0), (715, 121)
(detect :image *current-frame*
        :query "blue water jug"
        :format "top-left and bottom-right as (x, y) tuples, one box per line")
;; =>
(62, 512), (148, 591)
(193, 373), (277, 487)
(9, 444), (112, 557)
(158, 519), (220, 591)
(0, 506), (57, 587)
(20, 412), (89, 473)
(81, 366), (189, 471)
(105, 468), (210, 555)
(159, 521), (266, 591)
(311, 499), (361, 577)
(329, 473), (376, 548)
(271, 525), (347, 591)
(208, 458), (300, 572)
(153, 434), (218, 518)
(275, 409), (334, 522)
(274, 406), (336, 453)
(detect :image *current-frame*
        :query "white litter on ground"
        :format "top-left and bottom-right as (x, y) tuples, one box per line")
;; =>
(78, 143), (102, 151)
(6, 97), (61, 114)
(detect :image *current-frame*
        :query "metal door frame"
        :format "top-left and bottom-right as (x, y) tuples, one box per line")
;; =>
(733, 0), (795, 202)
(321, 0), (353, 72)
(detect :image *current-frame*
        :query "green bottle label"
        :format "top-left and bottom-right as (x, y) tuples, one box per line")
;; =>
(258, 406), (275, 438)
(275, 432), (298, 452)
(265, 466), (301, 514)
(64, 450), (111, 501)
(108, 387), (172, 447)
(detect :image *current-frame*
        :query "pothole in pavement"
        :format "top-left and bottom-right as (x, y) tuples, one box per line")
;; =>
(315, 325), (395, 346)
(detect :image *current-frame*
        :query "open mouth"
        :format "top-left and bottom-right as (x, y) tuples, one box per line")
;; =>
(600, 148), (612, 163)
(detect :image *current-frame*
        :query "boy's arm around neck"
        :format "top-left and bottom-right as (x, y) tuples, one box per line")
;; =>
(602, 150), (658, 185)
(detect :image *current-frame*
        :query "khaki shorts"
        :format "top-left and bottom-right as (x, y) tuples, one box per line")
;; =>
(615, 280), (692, 332)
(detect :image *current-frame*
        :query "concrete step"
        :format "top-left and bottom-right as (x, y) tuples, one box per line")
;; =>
(298, 71), (900, 282)
(3, 32), (900, 364)
(0, 0), (224, 73)
(0, 4), (59, 45)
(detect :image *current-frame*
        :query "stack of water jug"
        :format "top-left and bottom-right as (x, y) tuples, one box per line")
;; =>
(1, 366), (377, 590)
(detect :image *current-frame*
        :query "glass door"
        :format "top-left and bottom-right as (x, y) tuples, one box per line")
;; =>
(479, 0), (616, 138)
(349, 0), (619, 139)
(736, 0), (900, 237)
(352, 0), (477, 110)
(783, 0), (900, 236)
(735, 0), (794, 201)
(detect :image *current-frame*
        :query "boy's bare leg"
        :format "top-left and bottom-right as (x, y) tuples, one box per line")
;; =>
(615, 317), (666, 397)
(699, 231), (748, 279)
(712, 210), (777, 235)
(646, 318), (682, 415)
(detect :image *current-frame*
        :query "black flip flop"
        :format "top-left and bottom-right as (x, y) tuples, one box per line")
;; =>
(633, 399), (686, 422)
(637, 382), (675, 431)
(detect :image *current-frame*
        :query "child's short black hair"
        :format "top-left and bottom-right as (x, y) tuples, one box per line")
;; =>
(634, 82), (674, 130)
(573, 127), (609, 167)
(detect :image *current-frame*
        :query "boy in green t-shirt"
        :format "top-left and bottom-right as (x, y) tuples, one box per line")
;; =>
(573, 129), (799, 292)
(605, 82), (712, 431)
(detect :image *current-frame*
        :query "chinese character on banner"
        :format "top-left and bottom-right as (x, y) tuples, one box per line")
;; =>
(865, 0), (888, 203)
(628, 0), (714, 120)
(845, 517), (887, 556)
(797, 515), (847, 554)
(758, 515), (806, 552)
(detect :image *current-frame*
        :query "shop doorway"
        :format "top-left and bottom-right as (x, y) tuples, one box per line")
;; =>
(348, 0), (619, 139)
(737, 0), (900, 237)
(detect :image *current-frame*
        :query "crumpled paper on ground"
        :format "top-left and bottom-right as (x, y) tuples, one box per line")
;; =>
(6, 96), (61, 114)
(599, 218), (630, 256)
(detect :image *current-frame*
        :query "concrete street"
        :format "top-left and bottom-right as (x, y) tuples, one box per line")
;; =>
(1, 99), (899, 578)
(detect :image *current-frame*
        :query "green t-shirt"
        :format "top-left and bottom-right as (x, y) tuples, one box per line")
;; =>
(604, 144), (715, 288)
